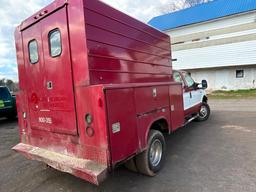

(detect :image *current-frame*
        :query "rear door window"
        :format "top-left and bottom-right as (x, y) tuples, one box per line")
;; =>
(28, 40), (39, 64)
(49, 29), (62, 57)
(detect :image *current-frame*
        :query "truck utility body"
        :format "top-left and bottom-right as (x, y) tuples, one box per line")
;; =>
(13, 0), (210, 185)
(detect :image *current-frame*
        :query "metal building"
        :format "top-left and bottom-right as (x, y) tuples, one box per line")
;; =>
(149, 0), (256, 91)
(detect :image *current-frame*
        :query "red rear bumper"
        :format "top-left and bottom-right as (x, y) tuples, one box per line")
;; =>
(12, 143), (108, 185)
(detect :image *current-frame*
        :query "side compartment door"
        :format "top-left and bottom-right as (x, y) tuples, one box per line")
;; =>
(106, 88), (138, 164)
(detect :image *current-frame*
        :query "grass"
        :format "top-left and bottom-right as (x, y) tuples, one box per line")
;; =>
(208, 89), (256, 99)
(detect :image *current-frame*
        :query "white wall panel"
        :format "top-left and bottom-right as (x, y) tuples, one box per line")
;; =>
(210, 28), (256, 40)
(172, 40), (256, 70)
(190, 66), (256, 90)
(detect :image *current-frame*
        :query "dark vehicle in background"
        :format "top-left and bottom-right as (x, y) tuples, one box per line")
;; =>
(0, 86), (17, 119)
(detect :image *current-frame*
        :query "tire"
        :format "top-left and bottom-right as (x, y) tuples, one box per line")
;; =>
(135, 130), (166, 176)
(196, 102), (210, 122)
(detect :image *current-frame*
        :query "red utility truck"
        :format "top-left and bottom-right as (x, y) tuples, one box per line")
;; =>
(13, 0), (210, 185)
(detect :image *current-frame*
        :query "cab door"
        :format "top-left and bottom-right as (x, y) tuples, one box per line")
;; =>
(23, 6), (78, 135)
(173, 71), (191, 111)
(183, 73), (201, 109)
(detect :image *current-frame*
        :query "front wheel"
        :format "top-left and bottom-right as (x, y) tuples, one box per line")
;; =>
(196, 102), (210, 122)
(135, 130), (166, 176)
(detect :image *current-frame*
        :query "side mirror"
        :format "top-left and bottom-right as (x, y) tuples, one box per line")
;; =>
(201, 80), (208, 89)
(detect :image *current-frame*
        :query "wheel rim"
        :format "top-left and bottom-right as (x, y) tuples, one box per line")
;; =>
(149, 139), (162, 167)
(199, 105), (208, 118)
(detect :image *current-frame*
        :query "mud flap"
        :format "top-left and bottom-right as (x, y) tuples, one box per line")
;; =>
(12, 143), (108, 185)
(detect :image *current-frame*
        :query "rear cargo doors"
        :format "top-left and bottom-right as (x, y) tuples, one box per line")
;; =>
(22, 7), (78, 135)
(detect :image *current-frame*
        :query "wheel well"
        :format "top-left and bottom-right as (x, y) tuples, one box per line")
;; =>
(150, 119), (169, 133)
(203, 96), (208, 103)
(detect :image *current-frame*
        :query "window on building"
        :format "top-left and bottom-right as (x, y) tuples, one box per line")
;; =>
(172, 41), (185, 45)
(49, 29), (62, 57)
(192, 38), (200, 42)
(28, 40), (39, 64)
(236, 70), (244, 78)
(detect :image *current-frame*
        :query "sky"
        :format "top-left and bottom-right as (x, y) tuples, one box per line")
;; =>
(0, 0), (173, 82)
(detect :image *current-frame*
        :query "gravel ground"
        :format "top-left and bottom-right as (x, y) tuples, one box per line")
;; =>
(0, 99), (256, 192)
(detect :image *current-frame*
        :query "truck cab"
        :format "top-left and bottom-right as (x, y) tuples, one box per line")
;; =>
(173, 70), (210, 122)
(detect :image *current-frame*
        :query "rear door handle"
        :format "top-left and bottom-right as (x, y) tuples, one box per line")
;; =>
(47, 81), (53, 90)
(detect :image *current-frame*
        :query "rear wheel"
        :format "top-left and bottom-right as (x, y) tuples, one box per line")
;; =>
(135, 130), (166, 176)
(196, 102), (210, 122)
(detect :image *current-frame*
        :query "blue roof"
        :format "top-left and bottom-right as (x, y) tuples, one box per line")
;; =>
(148, 0), (256, 31)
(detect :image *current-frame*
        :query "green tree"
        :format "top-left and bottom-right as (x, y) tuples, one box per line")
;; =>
(0, 78), (19, 93)
(0, 78), (6, 86)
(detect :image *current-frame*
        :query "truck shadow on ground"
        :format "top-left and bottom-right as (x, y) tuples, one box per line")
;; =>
(32, 114), (215, 192)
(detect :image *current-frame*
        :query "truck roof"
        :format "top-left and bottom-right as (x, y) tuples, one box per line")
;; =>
(18, 0), (65, 31)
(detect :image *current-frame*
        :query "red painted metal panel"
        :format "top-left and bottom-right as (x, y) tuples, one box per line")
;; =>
(22, 7), (77, 136)
(137, 110), (170, 150)
(105, 88), (138, 164)
(134, 86), (171, 149)
(86, 25), (169, 57)
(90, 72), (172, 85)
(134, 86), (170, 114)
(67, 0), (89, 86)
(84, 8), (170, 49)
(87, 41), (171, 67)
(83, 0), (172, 85)
(169, 84), (184, 131)
(74, 85), (109, 157)
(14, 29), (26, 90)
(185, 103), (201, 117)
(88, 56), (171, 74)
(84, 0), (169, 42)
(23, 85), (110, 165)
(103, 82), (178, 90)
(22, 22), (49, 132)
(20, 0), (67, 31)
(40, 7), (77, 135)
